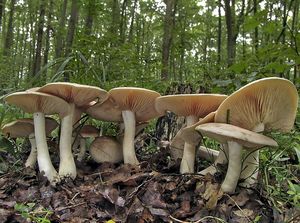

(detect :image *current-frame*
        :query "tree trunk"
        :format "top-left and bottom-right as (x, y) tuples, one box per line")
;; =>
(119, 0), (127, 42)
(55, 0), (68, 59)
(161, 0), (176, 80)
(43, 0), (54, 80)
(84, 0), (95, 36)
(32, 0), (46, 76)
(128, 0), (138, 42)
(0, 0), (5, 32)
(224, 0), (236, 66)
(3, 0), (15, 56)
(253, 0), (258, 53)
(64, 0), (79, 81)
(217, 0), (222, 66)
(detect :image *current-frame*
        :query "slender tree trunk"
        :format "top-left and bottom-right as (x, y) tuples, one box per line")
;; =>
(3, 0), (15, 56)
(128, 0), (138, 42)
(64, 0), (79, 81)
(224, 0), (236, 66)
(43, 0), (53, 80)
(161, 0), (176, 80)
(110, 0), (120, 45)
(217, 0), (222, 66)
(292, 0), (299, 83)
(84, 0), (95, 36)
(32, 0), (46, 76)
(0, 0), (5, 32)
(119, 0), (127, 42)
(253, 0), (258, 52)
(55, 0), (68, 58)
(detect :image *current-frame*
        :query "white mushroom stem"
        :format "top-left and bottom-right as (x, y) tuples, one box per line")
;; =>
(33, 112), (58, 183)
(25, 133), (37, 168)
(122, 110), (139, 165)
(59, 103), (77, 179)
(77, 137), (86, 161)
(180, 115), (198, 173)
(221, 141), (243, 193)
(199, 143), (228, 175)
(239, 123), (265, 187)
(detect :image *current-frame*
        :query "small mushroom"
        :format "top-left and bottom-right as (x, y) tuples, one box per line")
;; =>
(155, 94), (227, 173)
(38, 82), (107, 179)
(89, 136), (123, 163)
(2, 118), (58, 168)
(196, 123), (278, 193)
(5, 92), (70, 183)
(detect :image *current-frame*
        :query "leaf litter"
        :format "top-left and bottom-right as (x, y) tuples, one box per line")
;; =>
(0, 144), (293, 223)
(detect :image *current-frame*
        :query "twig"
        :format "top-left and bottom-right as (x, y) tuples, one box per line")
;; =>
(169, 214), (227, 223)
(56, 202), (86, 212)
(224, 194), (252, 222)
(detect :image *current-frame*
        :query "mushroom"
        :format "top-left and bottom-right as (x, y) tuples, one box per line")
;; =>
(90, 136), (123, 163)
(76, 125), (99, 161)
(213, 77), (298, 187)
(195, 123), (278, 193)
(2, 117), (58, 168)
(37, 82), (107, 179)
(4, 92), (70, 183)
(155, 94), (227, 173)
(87, 87), (161, 165)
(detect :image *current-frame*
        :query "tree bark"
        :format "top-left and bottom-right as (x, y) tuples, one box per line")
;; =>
(217, 0), (222, 66)
(84, 0), (95, 36)
(3, 0), (15, 56)
(32, 0), (46, 76)
(128, 0), (138, 42)
(161, 0), (176, 80)
(43, 0), (54, 79)
(253, 0), (258, 53)
(64, 0), (79, 81)
(55, 0), (68, 59)
(0, 0), (5, 32)
(119, 0), (127, 42)
(224, 0), (236, 66)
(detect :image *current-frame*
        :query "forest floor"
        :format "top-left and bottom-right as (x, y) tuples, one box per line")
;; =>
(0, 136), (299, 223)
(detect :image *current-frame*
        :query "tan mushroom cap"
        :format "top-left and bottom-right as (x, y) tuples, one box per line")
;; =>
(177, 111), (216, 146)
(215, 77), (298, 132)
(109, 87), (161, 122)
(37, 82), (108, 107)
(86, 98), (122, 122)
(196, 123), (278, 149)
(90, 136), (123, 163)
(79, 125), (99, 138)
(2, 117), (58, 138)
(2, 118), (34, 138)
(155, 94), (227, 118)
(5, 92), (70, 118)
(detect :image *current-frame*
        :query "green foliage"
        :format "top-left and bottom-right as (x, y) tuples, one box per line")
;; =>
(14, 203), (52, 223)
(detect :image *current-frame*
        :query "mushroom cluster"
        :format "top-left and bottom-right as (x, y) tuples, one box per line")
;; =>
(1, 77), (298, 192)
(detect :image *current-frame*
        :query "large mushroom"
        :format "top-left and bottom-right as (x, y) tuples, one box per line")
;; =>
(212, 77), (298, 187)
(5, 92), (70, 183)
(37, 82), (107, 179)
(2, 118), (58, 168)
(87, 87), (161, 165)
(195, 123), (278, 193)
(155, 94), (227, 173)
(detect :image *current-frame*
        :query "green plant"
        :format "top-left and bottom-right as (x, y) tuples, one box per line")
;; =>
(14, 203), (53, 223)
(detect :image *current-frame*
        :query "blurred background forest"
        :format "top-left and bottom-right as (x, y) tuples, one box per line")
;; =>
(0, 0), (299, 94)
